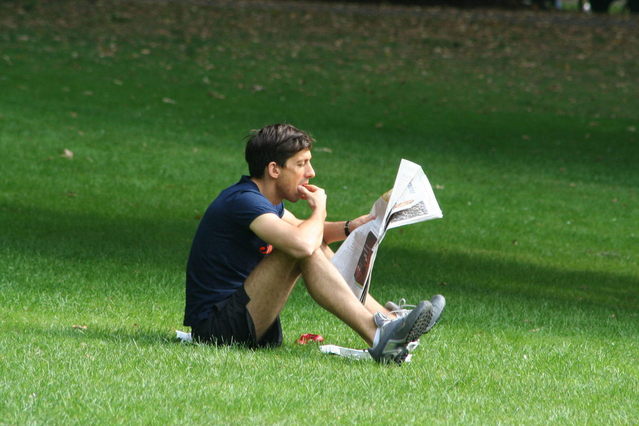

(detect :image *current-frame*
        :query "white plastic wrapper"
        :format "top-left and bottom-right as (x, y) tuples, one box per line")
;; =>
(175, 330), (193, 343)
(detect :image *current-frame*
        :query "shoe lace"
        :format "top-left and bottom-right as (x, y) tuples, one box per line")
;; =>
(395, 298), (416, 310)
(388, 298), (416, 317)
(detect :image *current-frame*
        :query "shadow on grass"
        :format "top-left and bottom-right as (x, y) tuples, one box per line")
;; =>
(376, 246), (639, 314)
(16, 322), (303, 359)
(5, 322), (175, 347)
(3, 204), (638, 323)
(1, 203), (195, 273)
(328, 104), (639, 189)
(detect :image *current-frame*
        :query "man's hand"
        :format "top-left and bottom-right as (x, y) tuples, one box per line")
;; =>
(297, 184), (327, 213)
(348, 214), (376, 233)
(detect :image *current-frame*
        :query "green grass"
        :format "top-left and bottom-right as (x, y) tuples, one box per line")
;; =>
(1, 0), (638, 423)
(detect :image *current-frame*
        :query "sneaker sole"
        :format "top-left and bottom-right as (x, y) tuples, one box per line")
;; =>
(390, 305), (433, 365)
(406, 306), (433, 342)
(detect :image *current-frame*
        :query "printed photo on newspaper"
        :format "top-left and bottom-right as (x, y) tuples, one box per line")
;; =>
(331, 159), (443, 302)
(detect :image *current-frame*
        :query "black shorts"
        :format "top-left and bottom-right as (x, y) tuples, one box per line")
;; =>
(191, 286), (283, 348)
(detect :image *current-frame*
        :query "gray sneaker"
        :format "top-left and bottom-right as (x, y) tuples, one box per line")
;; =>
(385, 294), (445, 333)
(368, 300), (433, 365)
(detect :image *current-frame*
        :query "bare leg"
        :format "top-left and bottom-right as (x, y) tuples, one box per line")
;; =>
(300, 247), (377, 345)
(364, 296), (394, 317)
(244, 250), (301, 339)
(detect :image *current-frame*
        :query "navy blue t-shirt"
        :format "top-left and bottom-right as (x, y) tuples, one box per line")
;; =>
(183, 176), (284, 326)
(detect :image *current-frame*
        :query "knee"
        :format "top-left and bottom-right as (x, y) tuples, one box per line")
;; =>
(268, 244), (331, 265)
(268, 248), (300, 263)
(301, 245), (331, 264)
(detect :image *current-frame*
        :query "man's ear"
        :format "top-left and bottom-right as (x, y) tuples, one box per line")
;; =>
(266, 161), (280, 179)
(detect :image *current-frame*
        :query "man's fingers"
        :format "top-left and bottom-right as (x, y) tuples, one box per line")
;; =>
(297, 185), (309, 199)
(361, 214), (376, 224)
(355, 214), (375, 225)
(350, 214), (376, 232)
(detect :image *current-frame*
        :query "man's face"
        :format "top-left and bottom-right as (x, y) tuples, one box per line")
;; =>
(277, 149), (315, 202)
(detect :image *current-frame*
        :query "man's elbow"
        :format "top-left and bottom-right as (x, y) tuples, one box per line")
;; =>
(289, 239), (320, 259)
(291, 245), (316, 259)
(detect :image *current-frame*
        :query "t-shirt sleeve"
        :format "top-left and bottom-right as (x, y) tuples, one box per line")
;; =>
(230, 190), (282, 227)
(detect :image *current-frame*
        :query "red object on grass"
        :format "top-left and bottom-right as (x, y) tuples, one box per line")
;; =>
(296, 333), (325, 344)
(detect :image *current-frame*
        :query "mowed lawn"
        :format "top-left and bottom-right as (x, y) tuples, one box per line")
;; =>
(1, 1), (638, 424)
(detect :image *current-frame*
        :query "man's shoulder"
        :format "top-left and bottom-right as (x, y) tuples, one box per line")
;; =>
(219, 177), (267, 206)
(212, 176), (283, 219)
(219, 175), (258, 196)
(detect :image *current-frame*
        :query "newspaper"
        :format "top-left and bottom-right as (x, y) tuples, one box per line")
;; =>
(319, 341), (419, 362)
(332, 159), (443, 303)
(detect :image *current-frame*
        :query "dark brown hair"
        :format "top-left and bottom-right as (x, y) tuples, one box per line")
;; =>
(245, 124), (314, 178)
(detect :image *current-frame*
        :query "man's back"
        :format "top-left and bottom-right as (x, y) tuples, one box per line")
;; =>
(183, 176), (283, 326)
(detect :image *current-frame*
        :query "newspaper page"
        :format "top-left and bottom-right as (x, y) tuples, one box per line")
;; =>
(332, 159), (442, 302)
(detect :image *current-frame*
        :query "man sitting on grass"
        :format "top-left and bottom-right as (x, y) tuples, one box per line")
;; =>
(183, 123), (444, 364)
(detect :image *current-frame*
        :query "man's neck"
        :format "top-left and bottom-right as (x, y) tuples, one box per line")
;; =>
(250, 177), (281, 205)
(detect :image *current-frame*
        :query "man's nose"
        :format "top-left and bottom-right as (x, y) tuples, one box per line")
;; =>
(306, 163), (315, 178)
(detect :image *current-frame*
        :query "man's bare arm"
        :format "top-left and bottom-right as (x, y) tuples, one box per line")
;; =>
(250, 185), (326, 258)
(323, 214), (376, 244)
